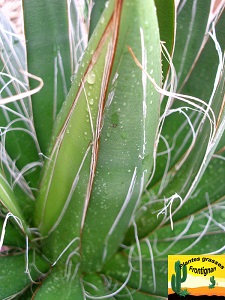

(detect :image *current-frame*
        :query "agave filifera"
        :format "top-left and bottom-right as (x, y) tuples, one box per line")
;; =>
(0, 0), (224, 299)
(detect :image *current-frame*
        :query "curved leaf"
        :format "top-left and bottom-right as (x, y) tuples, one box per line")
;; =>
(23, 0), (72, 154)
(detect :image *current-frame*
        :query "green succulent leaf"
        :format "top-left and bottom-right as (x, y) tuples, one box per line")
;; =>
(67, 0), (88, 74)
(0, 0), (224, 298)
(23, 0), (72, 154)
(124, 8), (225, 243)
(104, 197), (225, 297)
(154, 0), (176, 80)
(81, 0), (161, 272)
(34, 0), (118, 238)
(83, 273), (115, 299)
(89, 0), (176, 80)
(33, 266), (83, 299)
(149, 203), (225, 256)
(173, 0), (211, 90)
(0, 250), (49, 299)
(103, 250), (167, 298)
(149, 8), (225, 188)
(89, 0), (108, 39)
(0, 170), (30, 236)
(172, 141), (225, 221)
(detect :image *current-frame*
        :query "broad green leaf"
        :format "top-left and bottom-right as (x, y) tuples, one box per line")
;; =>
(33, 267), (83, 299)
(89, 0), (176, 81)
(34, 0), (118, 236)
(80, 0), (161, 272)
(0, 250), (49, 299)
(0, 11), (42, 195)
(23, 0), (72, 154)
(173, 0), (211, 90)
(0, 0), (224, 299)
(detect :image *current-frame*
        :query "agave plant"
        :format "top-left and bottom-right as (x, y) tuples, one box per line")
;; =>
(0, 0), (224, 299)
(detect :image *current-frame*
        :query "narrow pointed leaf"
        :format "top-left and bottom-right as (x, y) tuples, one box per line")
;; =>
(23, 0), (72, 153)
(170, 139), (225, 221)
(149, 203), (225, 256)
(124, 11), (225, 243)
(89, 0), (108, 38)
(0, 170), (30, 235)
(154, 0), (176, 79)
(68, 0), (88, 74)
(0, 12), (42, 194)
(148, 10), (225, 188)
(104, 198), (225, 297)
(89, 0), (175, 82)
(103, 251), (167, 297)
(174, 0), (211, 90)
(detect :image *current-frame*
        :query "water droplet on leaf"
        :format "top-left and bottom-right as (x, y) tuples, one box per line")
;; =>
(87, 71), (96, 84)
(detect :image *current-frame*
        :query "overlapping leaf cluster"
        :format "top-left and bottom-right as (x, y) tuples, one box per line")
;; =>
(0, 0), (224, 299)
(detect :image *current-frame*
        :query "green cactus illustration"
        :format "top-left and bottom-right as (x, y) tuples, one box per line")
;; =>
(209, 276), (216, 289)
(171, 260), (187, 295)
(179, 289), (190, 297)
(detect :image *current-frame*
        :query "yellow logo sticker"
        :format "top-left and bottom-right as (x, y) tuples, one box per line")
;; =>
(168, 255), (225, 298)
